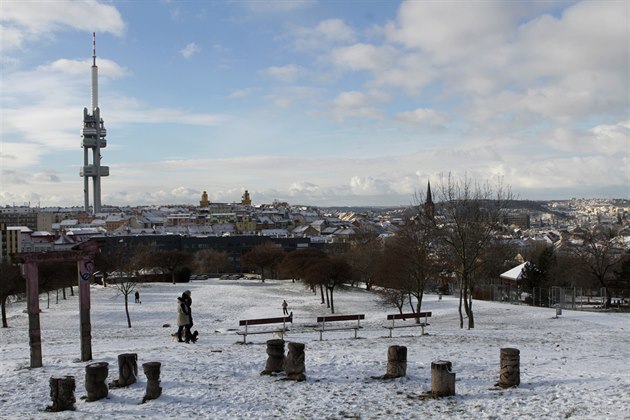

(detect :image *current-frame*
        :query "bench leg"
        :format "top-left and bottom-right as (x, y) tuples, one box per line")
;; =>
(421, 325), (425, 336)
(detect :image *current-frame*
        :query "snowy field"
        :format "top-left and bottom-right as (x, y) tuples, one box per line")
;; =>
(1, 278), (629, 419)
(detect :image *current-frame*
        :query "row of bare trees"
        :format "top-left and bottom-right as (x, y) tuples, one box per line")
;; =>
(520, 227), (630, 308)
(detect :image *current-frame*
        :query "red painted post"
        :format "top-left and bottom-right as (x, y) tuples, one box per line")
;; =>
(24, 261), (42, 368)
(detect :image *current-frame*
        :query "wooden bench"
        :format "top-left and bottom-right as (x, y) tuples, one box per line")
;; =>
(237, 312), (292, 344)
(314, 314), (365, 341)
(384, 311), (432, 337)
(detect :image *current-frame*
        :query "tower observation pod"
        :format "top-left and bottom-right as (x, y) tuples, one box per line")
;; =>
(80, 32), (109, 214)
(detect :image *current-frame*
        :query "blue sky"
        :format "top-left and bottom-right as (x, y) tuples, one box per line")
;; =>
(1, 0), (628, 207)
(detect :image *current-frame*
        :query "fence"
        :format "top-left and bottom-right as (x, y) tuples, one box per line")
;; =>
(476, 285), (611, 310)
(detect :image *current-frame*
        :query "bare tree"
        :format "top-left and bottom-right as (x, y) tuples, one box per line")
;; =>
(241, 242), (286, 282)
(304, 255), (352, 314)
(194, 249), (230, 275)
(279, 248), (327, 285)
(38, 261), (75, 309)
(437, 174), (513, 329)
(344, 228), (382, 290)
(373, 237), (411, 314)
(570, 225), (626, 308)
(397, 215), (442, 317)
(0, 261), (25, 328)
(110, 277), (137, 328)
(152, 250), (193, 284)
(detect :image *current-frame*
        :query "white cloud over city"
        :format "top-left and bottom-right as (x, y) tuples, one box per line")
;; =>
(0, 0), (627, 207)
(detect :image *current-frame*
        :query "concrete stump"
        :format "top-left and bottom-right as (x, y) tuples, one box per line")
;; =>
(498, 347), (520, 388)
(284, 342), (306, 381)
(431, 360), (455, 397)
(385, 345), (407, 379)
(46, 376), (76, 412)
(110, 353), (138, 388)
(85, 362), (109, 402)
(261, 339), (285, 375)
(142, 362), (162, 403)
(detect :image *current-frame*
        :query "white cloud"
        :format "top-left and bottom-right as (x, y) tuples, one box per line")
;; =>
(384, 0), (519, 63)
(0, 0), (125, 52)
(292, 18), (356, 50)
(228, 88), (254, 99)
(38, 58), (128, 78)
(180, 42), (201, 59)
(396, 108), (446, 127)
(331, 90), (391, 121)
(262, 64), (303, 83)
(242, 0), (316, 13)
(330, 43), (398, 72)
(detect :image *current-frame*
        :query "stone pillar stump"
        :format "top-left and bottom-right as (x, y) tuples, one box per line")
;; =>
(110, 353), (138, 387)
(431, 360), (455, 397)
(499, 347), (520, 388)
(46, 376), (76, 412)
(142, 362), (162, 403)
(261, 339), (285, 375)
(284, 342), (306, 381)
(385, 345), (407, 379)
(85, 362), (109, 402)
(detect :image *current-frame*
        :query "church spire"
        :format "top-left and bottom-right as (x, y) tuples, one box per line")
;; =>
(424, 180), (434, 220)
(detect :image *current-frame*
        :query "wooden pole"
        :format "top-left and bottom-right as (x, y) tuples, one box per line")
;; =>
(78, 256), (93, 362)
(24, 261), (42, 368)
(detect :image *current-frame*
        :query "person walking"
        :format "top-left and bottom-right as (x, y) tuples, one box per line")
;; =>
(176, 291), (193, 343)
(282, 299), (289, 316)
(135, 290), (141, 304)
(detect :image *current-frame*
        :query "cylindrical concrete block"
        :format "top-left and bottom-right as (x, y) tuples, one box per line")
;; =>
(386, 345), (407, 378)
(499, 347), (520, 388)
(142, 362), (162, 402)
(431, 360), (455, 397)
(284, 342), (306, 381)
(85, 362), (109, 402)
(262, 339), (285, 375)
(47, 375), (76, 412)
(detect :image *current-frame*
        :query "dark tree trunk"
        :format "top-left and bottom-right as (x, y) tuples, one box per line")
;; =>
(1, 295), (7, 328)
(458, 287), (464, 329)
(125, 295), (131, 328)
(328, 286), (335, 314)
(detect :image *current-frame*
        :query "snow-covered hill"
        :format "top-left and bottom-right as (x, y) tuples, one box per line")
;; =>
(1, 278), (628, 419)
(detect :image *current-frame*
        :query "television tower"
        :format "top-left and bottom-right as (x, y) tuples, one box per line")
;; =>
(80, 32), (109, 214)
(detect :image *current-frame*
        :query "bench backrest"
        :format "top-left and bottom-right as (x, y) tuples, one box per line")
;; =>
(317, 314), (365, 323)
(386, 311), (432, 320)
(239, 315), (292, 326)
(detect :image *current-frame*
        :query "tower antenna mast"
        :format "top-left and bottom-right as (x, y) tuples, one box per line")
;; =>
(80, 32), (109, 214)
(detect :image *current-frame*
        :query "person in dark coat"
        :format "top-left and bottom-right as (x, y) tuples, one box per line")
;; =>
(135, 290), (140, 304)
(176, 291), (192, 342)
(282, 299), (289, 316)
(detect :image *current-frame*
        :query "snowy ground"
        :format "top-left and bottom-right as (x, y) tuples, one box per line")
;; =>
(1, 278), (628, 419)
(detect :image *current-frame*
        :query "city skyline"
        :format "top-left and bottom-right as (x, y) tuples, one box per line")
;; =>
(1, 0), (628, 208)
